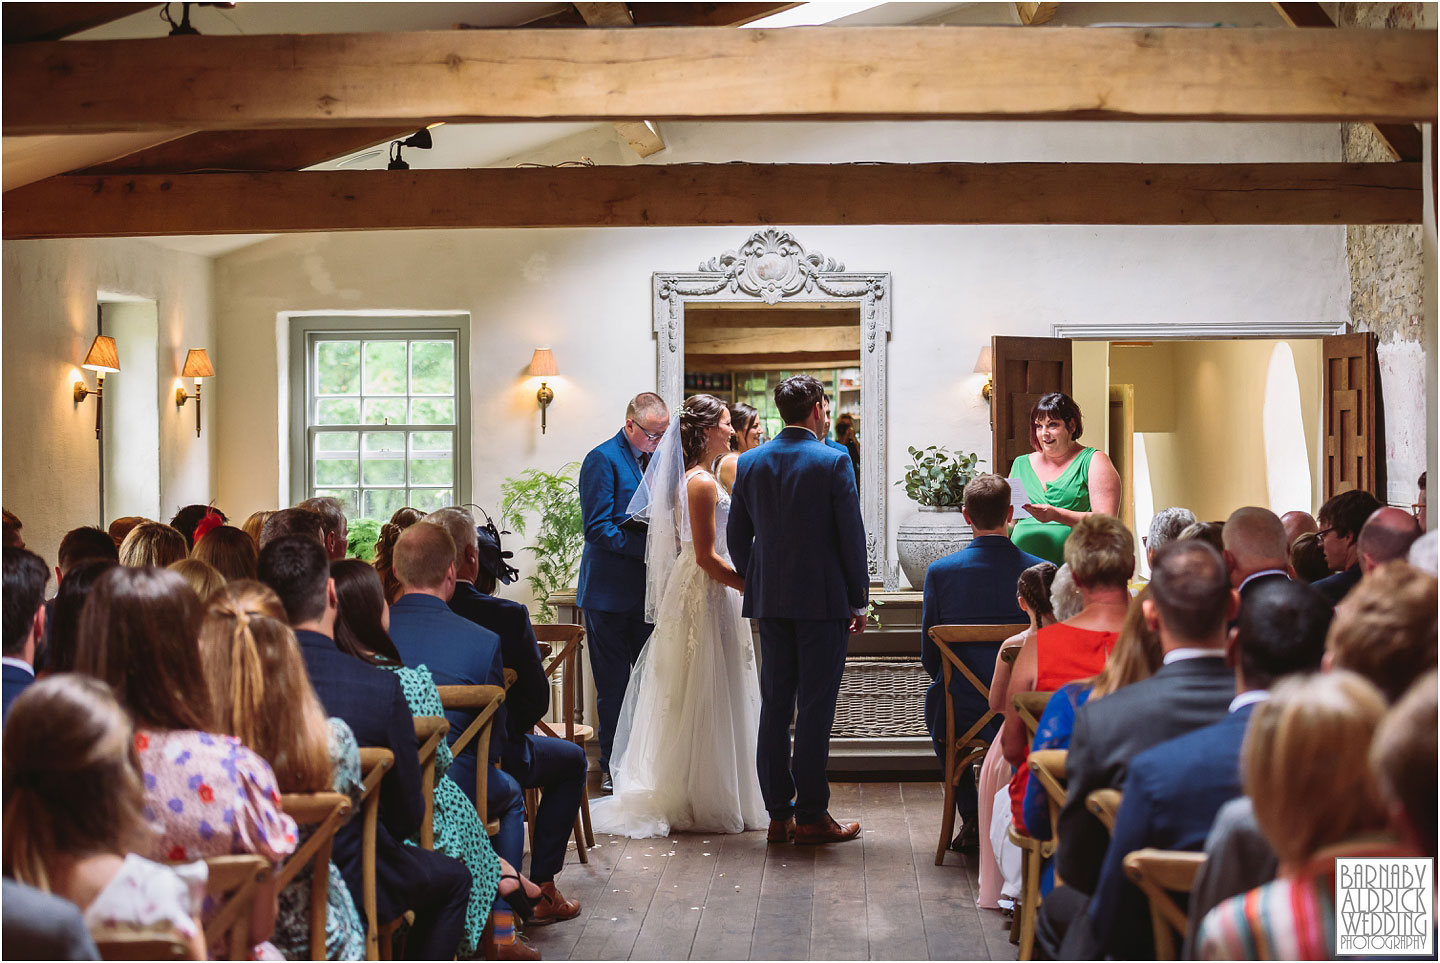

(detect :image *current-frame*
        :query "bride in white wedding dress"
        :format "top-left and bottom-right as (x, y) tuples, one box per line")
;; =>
(589, 394), (767, 838)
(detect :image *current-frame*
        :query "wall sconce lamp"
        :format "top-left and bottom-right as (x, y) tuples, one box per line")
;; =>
(388, 127), (434, 170)
(529, 347), (558, 435)
(73, 336), (121, 440)
(175, 348), (214, 437)
(974, 345), (994, 402)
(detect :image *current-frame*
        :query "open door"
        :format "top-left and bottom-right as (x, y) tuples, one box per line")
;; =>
(1323, 332), (1385, 499)
(992, 336), (1073, 477)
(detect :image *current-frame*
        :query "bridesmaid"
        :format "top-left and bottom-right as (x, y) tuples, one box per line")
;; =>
(1008, 392), (1121, 565)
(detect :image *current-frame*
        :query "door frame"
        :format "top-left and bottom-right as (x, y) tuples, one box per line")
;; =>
(1052, 321), (1346, 340)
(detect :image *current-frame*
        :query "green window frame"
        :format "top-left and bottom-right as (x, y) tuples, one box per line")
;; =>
(288, 316), (470, 522)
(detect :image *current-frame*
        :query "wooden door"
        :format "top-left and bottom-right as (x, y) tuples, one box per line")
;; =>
(1108, 383), (1136, 537)
(1323, 332), (1385, 499)
(992, 336), (1073, 478)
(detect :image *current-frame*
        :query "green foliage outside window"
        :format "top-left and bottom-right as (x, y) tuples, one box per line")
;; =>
(501, 463), (583, 623)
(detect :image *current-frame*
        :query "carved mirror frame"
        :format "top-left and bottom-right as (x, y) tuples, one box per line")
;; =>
(653, 229), (891, 578)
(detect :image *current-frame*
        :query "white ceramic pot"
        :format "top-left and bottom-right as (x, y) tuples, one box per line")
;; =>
(896, 505), (973, 590)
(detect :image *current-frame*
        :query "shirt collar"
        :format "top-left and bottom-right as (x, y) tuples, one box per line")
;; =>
(785, 425), (818, 440)
(623, 432), (645, 463)
(1238, 568), (1289, 591)
(1, 656), (35, 677)
(1163, 647), (1225, 665)
(1230, 689), (1269, 713)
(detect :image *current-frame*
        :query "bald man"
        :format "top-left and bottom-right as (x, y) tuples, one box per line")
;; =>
(1222, 508), (1292, 596)
(1358, 507), (1422, 573)
(1280, 511), (1318, 549)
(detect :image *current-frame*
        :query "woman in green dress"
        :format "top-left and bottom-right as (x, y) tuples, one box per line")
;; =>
(1009, 391), (1122, 564)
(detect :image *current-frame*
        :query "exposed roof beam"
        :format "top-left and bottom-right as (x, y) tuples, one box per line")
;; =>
(4, 130), (192, 189)
(1016, 3), (1059, 25)
(513, 3), (798, 29)
(573, 3), (635, 27)
(572, 3), (667, 158)
(2, 3), (156, 43)
(3, 162), (1420, 239)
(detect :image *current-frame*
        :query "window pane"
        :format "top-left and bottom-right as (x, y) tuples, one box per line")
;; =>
(362, 488), (408, 522)
(316, 341), (360, 395)
(409, 457), (453, 487)
(314, 457), (358, 487)
(316, 432), (359, 453)
(361, 432), (407, 486)
(316, 398), (361, 425)
(410, 341), (455, 395)
(362, 431), (406, 454)
(409, 399), (455, 425)
(410, 431), (451, 452)
(314, 488), (358, 517)
(363, 341), (408, 396)
(363, 399), (407, 426)
(410, 489), (452, 514)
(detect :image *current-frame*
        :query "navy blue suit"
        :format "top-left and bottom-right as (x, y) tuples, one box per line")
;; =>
(727, 425), (869, 823)
(920, 536), (1044, 817)
(2, 662), (34, 719)
(1314, 563), (1362, 605)
(295, 629), (470, 961)
(577, 428), (655, 769)
(448, 582), (586, 884)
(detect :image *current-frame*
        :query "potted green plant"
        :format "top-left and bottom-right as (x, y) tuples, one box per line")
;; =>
(894, 445), (984, 589)
(500, 462), (584, 623)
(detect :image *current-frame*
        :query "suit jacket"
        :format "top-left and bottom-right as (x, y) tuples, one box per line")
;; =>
(1182, 796), (1278, 959)
(2, 879), (99, 960)
(1078, 701), (1259, 958)
(295, 628), (424, 922)
(920, 536), (1044, 746)
(387, 593), (505, 799)
(2, 661), (35, 719)
(824, 436), (853, 465)
(576, 429), (648, 615)
(447, 581), (549, 770)
(1314, 563), (1362, 605)
(1055, 655), (1235, 894)
(726, 426), (869, 621)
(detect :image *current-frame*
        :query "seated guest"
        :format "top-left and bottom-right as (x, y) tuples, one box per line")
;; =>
(1196, 672), (1396, 961)
(1001, 515), (1134, 831)
(297, 496), (350, 561)
(200, 580), (366, 961)
(1072, 578), (1332, 959)
(1410, 528), (1439, 575)
(1289, 531), (1330, 583)
(258, 535), (471, 961)
(1369, 670), (1437, 858)
(1144, 506), (1196, 568)
(1177, 519), (1225, 554)
(107, 516), (147, 549)
(3, 676), (207, 960)
(240, 510), (274, 550)
(921, 474), (1046, 849)
(2, 878), (101, 961)
(1221, 507), (1291, 595)
(1312, 488), (1383, 603)
(1280, 509), (1318, 548)
(2, 547), (47, 717)
(258, 507), (326, 550)
(1417, 470), (1428, 530)
(1049, 562), (1083, 621)
(169, 504), (226, 551)
(373, 507), (424, 604)
(1356, 505), (1421, 572)
(117, 521), (187, 567)
(191, 524), (258, 581)
(42, 559), (116, 675)
(1184, 796), (1277, 959)
(167, 557), (225, 603)
(428, 507), (587, 926)
(54, 525), (119, 584)
(3, 507), (24, 548)
(73, 566), (296, 957)
(1324, 561), (1438, 703)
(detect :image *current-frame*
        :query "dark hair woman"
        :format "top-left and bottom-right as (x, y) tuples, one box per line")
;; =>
(39, 557), (116, 674)
(715, 401), (762, 493)
(191, 523), (259, 581)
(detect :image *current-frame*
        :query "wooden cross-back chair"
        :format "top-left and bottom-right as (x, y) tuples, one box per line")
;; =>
(529, 622), (594, 862)
(92, 925), (191, 961)
(196, 854), (272, 961)
(928, 622), (1028, 866)
(1027, 748), (1068, 886)
(356, 747), (405, 962)
(434, 684), (507, 836)
(411, 716), (450, 851)
(1012, 689), (1053, 744)
(1123, 849), (1207, 961)
(1004, 690), (1056, 960)
(276, 790), (352, 961)
(1087, 788), (1122, 834)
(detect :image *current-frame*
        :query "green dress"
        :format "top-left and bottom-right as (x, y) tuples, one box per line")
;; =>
(1009, 447), (1097, 565)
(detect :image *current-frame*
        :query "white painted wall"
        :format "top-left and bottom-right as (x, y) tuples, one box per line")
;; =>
(2, 239), (215, 571)
(100, 300), (161, 522)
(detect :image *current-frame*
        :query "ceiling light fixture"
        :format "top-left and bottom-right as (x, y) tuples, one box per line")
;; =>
(161, 1), (237, 37)
(388, 128), (434, 170)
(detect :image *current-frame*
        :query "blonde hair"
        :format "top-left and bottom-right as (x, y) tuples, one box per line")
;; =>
(240, 511), (275, 550)
(1064, 515), (1135, 590)
(393, 522), (455, 591)
(1244, 671), (1389, 866)
(2, 675), (145, 892)
(1327, 562), (1438, 703)
(118, 521), (187, 567)
(192, 525), (258, 581)
(1088, 586), (1162, 700)
(168, 557), (226, 603)
(200, 581), (333, 793)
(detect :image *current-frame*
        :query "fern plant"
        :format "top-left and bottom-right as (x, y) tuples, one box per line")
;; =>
(500, 462), (584, 623)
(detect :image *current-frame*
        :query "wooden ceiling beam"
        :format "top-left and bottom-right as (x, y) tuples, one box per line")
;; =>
(1016, 3), (1059, 25)
(6, 27), (1434, 135)
(572, 3), (667, 158)
(2, 3), (155, 43)
(2, 162), (1420, 239)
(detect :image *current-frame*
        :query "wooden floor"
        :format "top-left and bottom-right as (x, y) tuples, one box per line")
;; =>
(525, 781), (1019, 961)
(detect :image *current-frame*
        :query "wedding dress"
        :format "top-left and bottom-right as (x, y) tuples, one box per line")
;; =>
(588, 465), (767, 838)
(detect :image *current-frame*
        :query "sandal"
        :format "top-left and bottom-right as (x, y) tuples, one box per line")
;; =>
(499, 873), (537, 924)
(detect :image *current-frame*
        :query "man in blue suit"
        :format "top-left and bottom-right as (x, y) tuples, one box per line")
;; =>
(2, 547), (48, 719)
(728, 374), (870, 846)
(921, 474), (1044, 847)
(578, 391), (669, 793)
(1057, 577), (1332, 959)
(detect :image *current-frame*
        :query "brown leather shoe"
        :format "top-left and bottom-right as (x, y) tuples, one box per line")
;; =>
(493, 935), (542, 960)
(767, 817), (796, 843)
(528, 881), (581, 926)
(794, 814), (861, 845)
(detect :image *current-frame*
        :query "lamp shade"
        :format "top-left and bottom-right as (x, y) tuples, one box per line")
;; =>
(81, 335), (121, 373)
(181, 348), (214, 379)
(529, 347), (558, 378)
(973, 344), (994, 375)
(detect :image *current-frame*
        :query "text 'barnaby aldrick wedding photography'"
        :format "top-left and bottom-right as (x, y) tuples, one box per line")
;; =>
(1336, 858), (1435, 956)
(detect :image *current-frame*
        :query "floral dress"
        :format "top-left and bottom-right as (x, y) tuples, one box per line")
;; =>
(272, 719), (366, 962)
(385, 663), (502, 959)
(82, 854), (207, 947)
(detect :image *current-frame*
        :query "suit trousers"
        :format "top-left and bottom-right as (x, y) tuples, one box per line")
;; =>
(502, 734), (588, 883)
(583, 608), (654, 770)
(756, 617), (850, 824)
(378, 844), (472, 961)
(487, 766), (526, 898)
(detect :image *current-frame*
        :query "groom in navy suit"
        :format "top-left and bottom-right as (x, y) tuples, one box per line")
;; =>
(578, 391), (670, 793)
(728, 375), (870, 845)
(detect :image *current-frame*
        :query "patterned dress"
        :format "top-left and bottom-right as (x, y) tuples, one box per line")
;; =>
(272, 719), (366, 961)
(82, 854), (207, 946)
(385, 663), (502, 959)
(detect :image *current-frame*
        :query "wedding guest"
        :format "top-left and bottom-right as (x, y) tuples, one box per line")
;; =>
(240, 510), (274, 550)
(1221, 507), (1291, 595)
(373, 507), (424, 604)
(191, 524), (258, 581)
(921, 473), (1045, 850)
(1144, 506), (1196, 568)
(1178, 519), (1226, 554)
(1356, 505), (1421, 572)
(107, 516), (147, 549)
(169, 504), (226, 551)
(117, 521), (187, 567)
(3, 508), (24, 548)
(259, 507), (326, 550)
(54, 526), (119, 583)
(578, 391), (669, 793)
(1049, 562), (1083, 621)
(297, 496), (350, 561)
(1312, 488), (1383, 604)
(1281, 509), (1318, 548)
(834, 412), (861, 492)
(1289, 531), (1330, 583)
(1323, 561), (1437, 703)
(1370, 669), (1437, 858)
(1417, 471), (1428, 530)
(167, 558), (225, 602)
(2, 879), (101, 961)
(715, 401), (762, 492)
(42, 559), (116, 675)
(3, 676), (207, 960)
(2, 547), (48, 718)
(1409, 528), (1439, 575)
